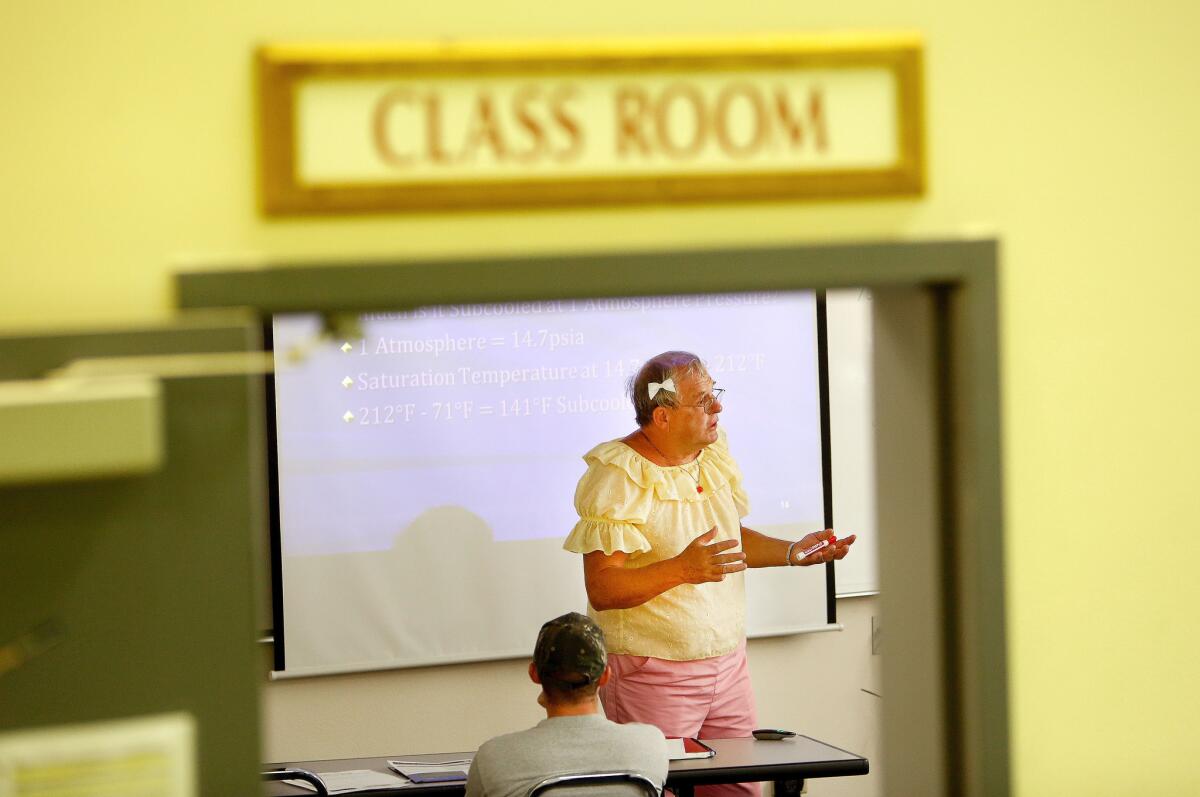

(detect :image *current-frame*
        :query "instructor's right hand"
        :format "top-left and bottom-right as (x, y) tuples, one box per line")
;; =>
(675, 528), (747, 583)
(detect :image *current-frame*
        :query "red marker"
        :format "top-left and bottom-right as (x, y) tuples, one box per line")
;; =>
(799, 535), (837, 559)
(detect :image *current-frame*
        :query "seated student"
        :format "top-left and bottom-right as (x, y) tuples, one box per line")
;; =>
(466, 612), (668, 797)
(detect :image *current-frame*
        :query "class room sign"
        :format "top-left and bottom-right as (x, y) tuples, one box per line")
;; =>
(257, 34), (924, 213)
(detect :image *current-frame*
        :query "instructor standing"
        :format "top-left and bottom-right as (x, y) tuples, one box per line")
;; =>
(563, 351), (855, 797)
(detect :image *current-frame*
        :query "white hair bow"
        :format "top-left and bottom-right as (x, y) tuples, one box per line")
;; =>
(648, 378), (676, 400)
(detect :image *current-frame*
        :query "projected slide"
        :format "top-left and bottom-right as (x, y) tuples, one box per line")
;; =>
(273, 291), (828, 676)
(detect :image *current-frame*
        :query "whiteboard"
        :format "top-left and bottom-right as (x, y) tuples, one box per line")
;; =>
(271, 291), (835, 677)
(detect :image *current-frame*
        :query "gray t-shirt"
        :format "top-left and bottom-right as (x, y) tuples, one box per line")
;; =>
(466, 714), (668, 797)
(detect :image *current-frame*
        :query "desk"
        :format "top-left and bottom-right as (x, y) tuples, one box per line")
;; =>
(266, 735), (868, 796)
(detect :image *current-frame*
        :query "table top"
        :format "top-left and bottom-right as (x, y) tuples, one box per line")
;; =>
(665, 736), (867, 784)
(265, 735), (867, 794)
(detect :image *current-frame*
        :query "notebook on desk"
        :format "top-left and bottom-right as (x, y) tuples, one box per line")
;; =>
(667, 738), (716, 760)
(388, 759), (471, 783)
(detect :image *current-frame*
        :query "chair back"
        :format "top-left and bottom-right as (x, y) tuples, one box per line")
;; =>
(527, 770), (661, 797)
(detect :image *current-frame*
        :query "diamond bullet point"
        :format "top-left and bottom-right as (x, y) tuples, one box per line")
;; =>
(340, 342), (353, 353)
(342, 411), (355, 423)
(341, 376), (354, 388)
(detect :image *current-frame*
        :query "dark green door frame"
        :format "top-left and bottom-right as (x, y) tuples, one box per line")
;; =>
(179, 239), (1007, 797)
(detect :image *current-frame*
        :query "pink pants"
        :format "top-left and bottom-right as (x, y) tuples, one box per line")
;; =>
(601, 641), (759, 797)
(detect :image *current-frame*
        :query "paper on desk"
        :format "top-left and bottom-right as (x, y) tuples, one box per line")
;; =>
(283, 769), (407, 793)
(386, 759), (472, 779)
(282, 780), (319, 792)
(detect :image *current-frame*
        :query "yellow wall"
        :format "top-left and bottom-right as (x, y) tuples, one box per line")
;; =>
(4, 1), (1199, 794)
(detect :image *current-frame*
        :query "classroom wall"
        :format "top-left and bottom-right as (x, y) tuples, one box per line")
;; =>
(3, 2), (1199, 795)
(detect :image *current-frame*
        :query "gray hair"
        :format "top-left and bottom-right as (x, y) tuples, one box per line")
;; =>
(629, 351), (710, 426)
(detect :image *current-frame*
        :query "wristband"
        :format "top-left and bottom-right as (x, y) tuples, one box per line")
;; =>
(785, 540), (802, 566)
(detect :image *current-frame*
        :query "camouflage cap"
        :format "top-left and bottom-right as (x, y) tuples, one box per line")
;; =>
(533, 612), (607, 688)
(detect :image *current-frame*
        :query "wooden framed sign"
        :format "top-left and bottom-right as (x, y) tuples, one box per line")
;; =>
(256, 34), (925, 213)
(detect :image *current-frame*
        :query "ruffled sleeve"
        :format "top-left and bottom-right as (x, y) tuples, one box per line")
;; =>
(704, 428), (751, 518)
(563, 441), (658, 555)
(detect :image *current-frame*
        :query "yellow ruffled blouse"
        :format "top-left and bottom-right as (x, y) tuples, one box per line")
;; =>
(563, 428), (751, 661)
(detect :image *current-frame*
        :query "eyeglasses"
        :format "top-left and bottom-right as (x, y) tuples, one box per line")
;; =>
(678, 387), (725, 414)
